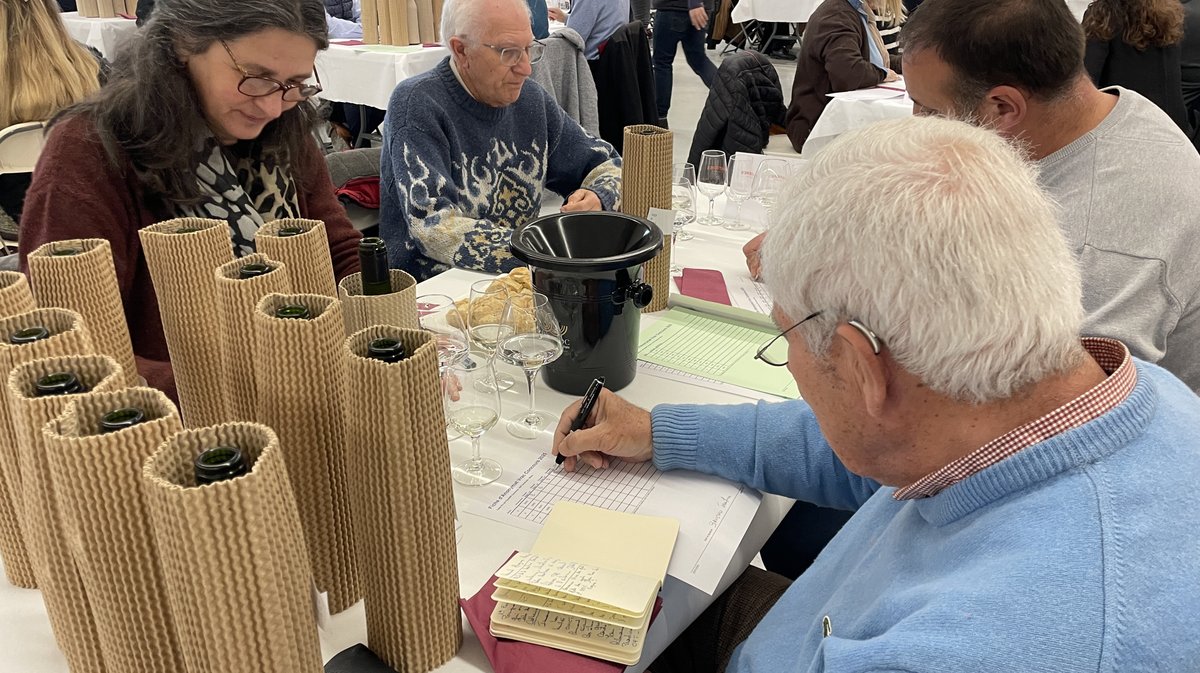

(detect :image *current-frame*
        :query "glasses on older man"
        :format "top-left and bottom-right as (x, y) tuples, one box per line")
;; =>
(754, 314), (883, 367)
(480, 40), (546, 66)
(220, 40), (323, 102)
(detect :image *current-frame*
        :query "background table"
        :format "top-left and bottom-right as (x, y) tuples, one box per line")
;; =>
(60, 11), (138, 60)
(803, 94), (912, 156)
(316, 43), (450, 109)
(0, 221), (794, 673)
(731, 0), (820, 24)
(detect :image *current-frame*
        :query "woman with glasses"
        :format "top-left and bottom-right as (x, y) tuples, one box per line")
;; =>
(19, 0), (362, 398)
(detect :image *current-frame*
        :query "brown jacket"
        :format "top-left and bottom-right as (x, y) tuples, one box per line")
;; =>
(785, 0), (887, 152)
(19, 113), (363, 399)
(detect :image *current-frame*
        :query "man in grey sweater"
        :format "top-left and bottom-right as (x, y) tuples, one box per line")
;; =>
(749, 0), (1200, 393)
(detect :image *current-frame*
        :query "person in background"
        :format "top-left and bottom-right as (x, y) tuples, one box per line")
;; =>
(0, 0), (100, 241)
(874, 0), (905, 60)
(526, 0), (550, 38)
(379, 0), (621, 280)
(548, 0), (629, 60)
(1183, 0), (1200, 118)
(783, 0), (898, 152)
(19, 0), (362, 397)
(652, 0), (718, 125)
(326, 0), (362, 38)
(556, 115), (1200, 673)
(1083, 0), (1188, 130)
(136, 0), (155, 25)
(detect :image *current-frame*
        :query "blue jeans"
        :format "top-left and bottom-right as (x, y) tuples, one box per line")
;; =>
(652, 9), (718, 118)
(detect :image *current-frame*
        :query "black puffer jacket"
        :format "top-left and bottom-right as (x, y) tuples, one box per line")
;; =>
(687, 51), (786, 167)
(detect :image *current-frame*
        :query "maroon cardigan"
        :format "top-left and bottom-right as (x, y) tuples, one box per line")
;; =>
(19, 114), (363, 398)
(785, 0), (888, 152)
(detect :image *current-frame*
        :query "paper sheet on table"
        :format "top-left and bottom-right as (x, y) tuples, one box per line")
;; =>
(638, 307), (799, 399)
(827, 86), (906, 101)
(467, 453), (762, 595)
(636, 361), (765, 400)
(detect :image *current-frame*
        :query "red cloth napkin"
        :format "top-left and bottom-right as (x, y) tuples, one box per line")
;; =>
(332, 39), (366, 45)
(676, 268), (732, 305)
(335, 176), (381, 209)
(461, 552), (664, 673)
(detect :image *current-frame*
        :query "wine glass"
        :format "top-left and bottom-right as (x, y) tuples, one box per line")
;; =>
(447, 359), (503, 486)
(497, 292), (564, 439)
(753, 159), (788, 214)
(466, 279), (516, 392)
(696, 150), (727, 226)
(417, 293), (471, 439)
(671, 163), (697, 275)
(724, 155), (755, 231)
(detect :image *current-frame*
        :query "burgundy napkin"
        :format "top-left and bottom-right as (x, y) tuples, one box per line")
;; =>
(461, 552), (664, 673)
(677, 268), (732, 305)
(332, 39), (366, 45)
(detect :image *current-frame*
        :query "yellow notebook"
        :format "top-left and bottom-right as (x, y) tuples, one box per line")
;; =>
(489, 501), (680, 665)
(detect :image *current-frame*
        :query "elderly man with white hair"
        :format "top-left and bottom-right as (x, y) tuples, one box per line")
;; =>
(554, 116), (1200, 672)
(379, 0), (621, 280)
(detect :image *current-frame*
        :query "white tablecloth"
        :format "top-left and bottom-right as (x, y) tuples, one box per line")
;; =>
(316, 42), (449, 109)
(59, 11), (138, 60)
(731, 0), (821, 24)
(803, 94), (912, 156)
(0, 224), (794, 673)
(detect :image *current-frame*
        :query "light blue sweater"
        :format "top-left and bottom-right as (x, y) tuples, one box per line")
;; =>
(379, 58), (621, 280)
(652, 361), (1200, 671)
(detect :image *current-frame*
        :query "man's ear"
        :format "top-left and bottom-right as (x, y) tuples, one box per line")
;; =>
(448, 36), (469, 63)
(834, 322), (889, 418)
(976, 85), (1028, 134)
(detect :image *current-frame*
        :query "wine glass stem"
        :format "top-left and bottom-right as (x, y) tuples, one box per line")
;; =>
(708, 197), (715, 220)
(470, 433), (483, 466)
(737, 202), (743, 227)
(524, 368), (537, 422)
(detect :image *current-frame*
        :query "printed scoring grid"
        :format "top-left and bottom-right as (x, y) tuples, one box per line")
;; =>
(505, 460), (663, 524)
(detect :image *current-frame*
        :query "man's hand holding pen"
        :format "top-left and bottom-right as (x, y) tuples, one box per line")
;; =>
(551, 389), (655, 472)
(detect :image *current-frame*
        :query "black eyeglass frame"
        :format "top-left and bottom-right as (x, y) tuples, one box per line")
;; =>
(219, 40), (324, 102)
(754, 313), (883, 367)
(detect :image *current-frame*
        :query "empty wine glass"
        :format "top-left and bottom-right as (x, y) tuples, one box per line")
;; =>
(724, 155), (755, 231)
(696, 150), (727, 226)
(466, 279), (516, 392)
(671, 163), (697, 275)
(497, 292), (564, 439)
(417, 293), (470, 440)
(447, 359), (503, 486)
(753, 159), (788, 214)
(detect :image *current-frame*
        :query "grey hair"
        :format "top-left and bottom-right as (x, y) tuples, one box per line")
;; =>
(57, 0), (328, 204)
(761, 116), (1086, 404)
(441, 0), (532, 42)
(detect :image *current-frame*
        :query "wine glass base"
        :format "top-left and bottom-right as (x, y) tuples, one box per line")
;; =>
(697, 215), (722, 226)
(723, 221), (750, 231)
(475, 371), (515, 392)
(452, 457), (502, 486)
(506, 411), (553, 439)
(675, 230), (694, 241)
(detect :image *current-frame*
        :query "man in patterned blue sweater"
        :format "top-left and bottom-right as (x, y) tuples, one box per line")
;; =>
(380, 0), (622, 280)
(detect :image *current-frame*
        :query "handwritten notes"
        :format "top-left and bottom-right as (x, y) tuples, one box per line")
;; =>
(495, 553), (657, 617)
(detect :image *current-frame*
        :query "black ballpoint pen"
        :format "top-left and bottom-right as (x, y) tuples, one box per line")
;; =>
(556, 376), (605, 465)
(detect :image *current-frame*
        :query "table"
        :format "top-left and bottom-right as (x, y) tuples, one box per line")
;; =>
(316, 43), (449, 109)
(59, 11), (138, 60)
(0, 220), (793, 673)
(803, 94), (912, 157)
(731, 0), (820, 24)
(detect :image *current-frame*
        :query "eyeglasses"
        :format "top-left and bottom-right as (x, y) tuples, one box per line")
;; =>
(754, 313), (884, 367)
(480, 40), (546, 66)
(220, 40), (323, 102)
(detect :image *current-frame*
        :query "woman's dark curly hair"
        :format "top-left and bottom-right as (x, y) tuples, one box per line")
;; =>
(56, 0), (329, 205)
(1082, 0), (1184, 51)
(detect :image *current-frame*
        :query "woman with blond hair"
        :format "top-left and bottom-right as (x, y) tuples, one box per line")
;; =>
(0, 0), (101, 234)
(1083, 0), (1188, 130)
(873, 0), (906, 63)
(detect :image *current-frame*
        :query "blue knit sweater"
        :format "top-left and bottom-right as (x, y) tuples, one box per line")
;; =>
(652, 361), (1200, 671)
(379, 58), (622, 280)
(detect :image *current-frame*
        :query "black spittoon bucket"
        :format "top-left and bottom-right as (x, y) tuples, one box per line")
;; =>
(510, 212), (663, 395)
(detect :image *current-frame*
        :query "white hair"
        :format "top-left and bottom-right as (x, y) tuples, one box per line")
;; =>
(440, 0), (531, 42)
(761, 116), (1085, 404)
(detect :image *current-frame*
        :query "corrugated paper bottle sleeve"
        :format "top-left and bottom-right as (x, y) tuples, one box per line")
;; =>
(0, 270), (36, 318)
(337, 269), (419, 336)
(141, 422), (322, 673)
(342, 326), (462, 672)
(0, 308), (92, 588)
(137, 218), (235, 427)
(43, 385), (186, 673)
(252, 293), (360, 612)
(27, 238), (141, 387)
(620, 124), (673, 312)
(7, 354), (123, 673)
(255, 219), (338, 297)
(213, 254), (292, 421)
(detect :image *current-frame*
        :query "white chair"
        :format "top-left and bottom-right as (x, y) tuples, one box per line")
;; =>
(0, 121), (48, 175)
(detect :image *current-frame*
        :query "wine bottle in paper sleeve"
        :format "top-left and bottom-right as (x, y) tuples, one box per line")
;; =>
(0, 307), (92, 590)
(338, 238), (419, 335)
(620, 124), (673, 313)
